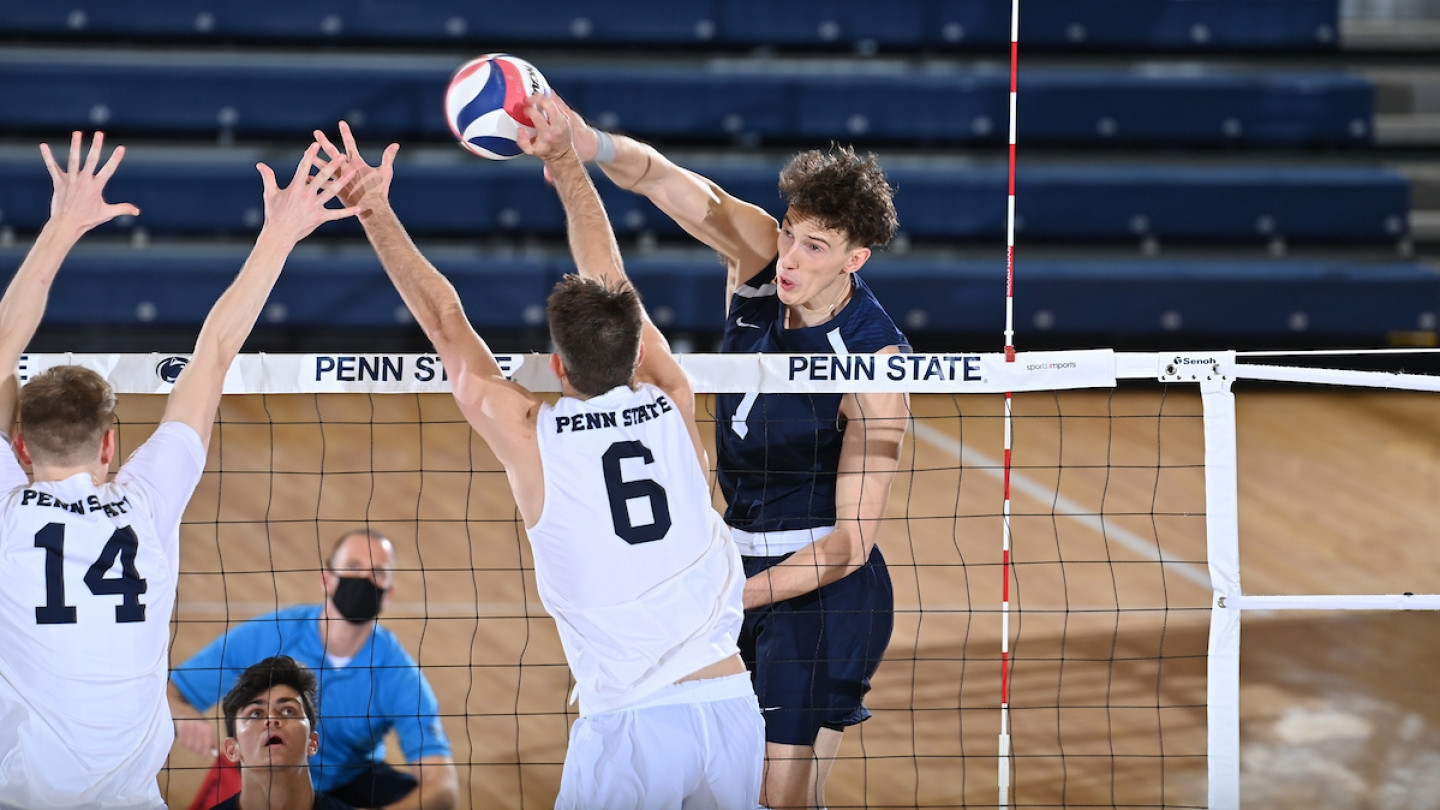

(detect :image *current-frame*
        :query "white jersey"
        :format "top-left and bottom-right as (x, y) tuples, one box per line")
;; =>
(0, 422), (206, 810)
(531, 384), (744, 717)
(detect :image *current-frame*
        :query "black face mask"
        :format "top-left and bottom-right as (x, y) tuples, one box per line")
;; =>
(331, 574), (386, 624)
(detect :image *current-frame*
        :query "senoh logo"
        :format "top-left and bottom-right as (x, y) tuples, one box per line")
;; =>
(155, 356), (189, 384)
(1172, 356), (1217, 366)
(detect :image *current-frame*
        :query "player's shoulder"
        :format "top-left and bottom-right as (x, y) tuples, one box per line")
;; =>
(115, 421), (207, 478)
(729, 258), (780, 306)
(841, 276), (909, 351)
(138, 421), (205, 456)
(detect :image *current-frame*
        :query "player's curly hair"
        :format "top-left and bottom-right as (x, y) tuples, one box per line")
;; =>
(778, 145), (898, 249)
(18, 365), (116, 465)
(547, 274), (643, 398)
(222, 655), (319, 739)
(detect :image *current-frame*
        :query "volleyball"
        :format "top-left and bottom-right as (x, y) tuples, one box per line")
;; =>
(444, 54), (551, 160)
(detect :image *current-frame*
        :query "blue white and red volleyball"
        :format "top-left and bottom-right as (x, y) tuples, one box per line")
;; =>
(445, 54), (551, 160)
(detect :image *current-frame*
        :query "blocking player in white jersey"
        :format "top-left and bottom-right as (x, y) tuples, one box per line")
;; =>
(0, 132), (358, 810)
(314, 94), (763, 809)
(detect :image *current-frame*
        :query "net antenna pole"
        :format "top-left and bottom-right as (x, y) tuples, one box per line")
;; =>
(999, 0), (1020, 807)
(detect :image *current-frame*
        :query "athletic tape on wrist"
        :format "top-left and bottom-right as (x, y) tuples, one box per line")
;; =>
(592, 129), (617, 163)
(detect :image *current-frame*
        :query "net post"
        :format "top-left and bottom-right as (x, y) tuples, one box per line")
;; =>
(1201, 377), (1241, 808)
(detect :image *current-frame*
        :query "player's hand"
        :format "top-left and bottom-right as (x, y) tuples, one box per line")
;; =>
(173, 715), (220, 758)
(256, 143), (361, 244)
(549, 91), (598, 163)
(314, 120), (399, 217)
(38, 131), (140, 237)
(517, 93), (575, 164)
(537, 91), (598, 185)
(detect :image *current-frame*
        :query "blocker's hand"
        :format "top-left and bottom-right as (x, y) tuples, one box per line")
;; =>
(536, 91), (598, 185)
(517, 93), (575, 164)
(314, 120), (400, 217)
(256, 143), (360, 244)
(39, 131), (140, 237)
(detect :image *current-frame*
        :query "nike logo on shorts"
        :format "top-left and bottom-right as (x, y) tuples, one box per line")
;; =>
(736, 316), (761, 329)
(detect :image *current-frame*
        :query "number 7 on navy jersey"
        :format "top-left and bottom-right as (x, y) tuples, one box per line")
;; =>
(34, 523), (148, 624)
(601, 441), (672, 545)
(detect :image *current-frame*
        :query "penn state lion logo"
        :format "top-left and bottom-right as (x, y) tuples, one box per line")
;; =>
(155, 356), (189, 384)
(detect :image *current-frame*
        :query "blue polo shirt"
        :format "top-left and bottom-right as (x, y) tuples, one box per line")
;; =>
(171, 604), (450, 792)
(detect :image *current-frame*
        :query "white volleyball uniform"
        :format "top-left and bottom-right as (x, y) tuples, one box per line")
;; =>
(0, 422), (206, 810)
(529, 384), (762, 810)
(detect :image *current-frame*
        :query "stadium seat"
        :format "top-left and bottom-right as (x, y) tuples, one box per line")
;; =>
(0, 0), (1340, 51)
(0, 244), (1428, 340)
(864, 257), (1440, 337)
(0, 154), (1409, 244)
(0, 55), (1373, 148)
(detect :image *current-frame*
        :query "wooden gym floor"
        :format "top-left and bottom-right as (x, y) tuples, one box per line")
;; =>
(124, 385), (1440, 809)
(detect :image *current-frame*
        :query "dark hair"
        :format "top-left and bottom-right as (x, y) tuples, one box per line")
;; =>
(545, 274), (643, 398)
(778, 145), (898, 249)
(221, 655), (319, 738)
(18, 365), (116, 465)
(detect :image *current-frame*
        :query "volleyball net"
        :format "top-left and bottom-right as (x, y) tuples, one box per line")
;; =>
(26, 347), (1440, 809)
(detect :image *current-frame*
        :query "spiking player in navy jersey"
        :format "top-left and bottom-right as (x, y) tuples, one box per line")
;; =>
(555, 94), (912, 810)
(718, 265), (908, 535)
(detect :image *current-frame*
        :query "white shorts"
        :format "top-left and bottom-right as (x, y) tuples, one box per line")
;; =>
(556, 672), (764, 810)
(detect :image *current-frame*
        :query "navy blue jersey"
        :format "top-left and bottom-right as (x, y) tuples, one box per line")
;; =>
(715, 262), (909, 533)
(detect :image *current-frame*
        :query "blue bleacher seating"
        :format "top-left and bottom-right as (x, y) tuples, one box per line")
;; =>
(0, 0), (1412, 347)
(0, 1), (1340, 51)
(0, 245), (1427, 340)
(0, 154), (1409, 244)
(0, 56), (1373, 148)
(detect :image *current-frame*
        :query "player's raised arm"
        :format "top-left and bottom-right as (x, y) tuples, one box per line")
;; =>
(313, 122), (542, 470)
(162, 145), (359, 448)
(0, 132), (137, 436)
(548, 92), (778, 298)
(521, 95), (704, 455)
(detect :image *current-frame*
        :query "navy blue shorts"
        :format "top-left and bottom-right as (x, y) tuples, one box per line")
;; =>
(740, 545), (894, 747)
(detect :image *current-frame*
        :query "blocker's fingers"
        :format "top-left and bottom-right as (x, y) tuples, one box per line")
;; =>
(290, 143), (321, 187)
(82, 131), (105, 174)
(67, 131), (82, 175)
(339, 120), (361, 158)
(256, 161), (278, 195)
(38, 143), (61, 183)
(322, 204), (363, 223)
(378, 142), (398, 173)
(310, 150), (348, 187)
(96, 144), (127, 183)
(315, 165), (357, 204)
(314, 129), (345, 161)
(528, 93), (554, 125)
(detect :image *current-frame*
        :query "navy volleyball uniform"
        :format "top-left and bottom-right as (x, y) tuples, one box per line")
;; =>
(716, 262), (909, 746)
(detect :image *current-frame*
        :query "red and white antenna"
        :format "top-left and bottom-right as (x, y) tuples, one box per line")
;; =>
(999, 0), (1020, 807)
